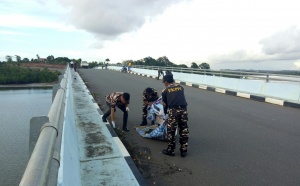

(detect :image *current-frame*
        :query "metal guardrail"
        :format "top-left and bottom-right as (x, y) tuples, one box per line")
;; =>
(127, 65), (300, 83)
(20, 67), (69, 186)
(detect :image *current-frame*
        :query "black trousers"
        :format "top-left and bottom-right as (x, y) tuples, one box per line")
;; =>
(103, 102), (128, 129)
(157, 70), (164, 79)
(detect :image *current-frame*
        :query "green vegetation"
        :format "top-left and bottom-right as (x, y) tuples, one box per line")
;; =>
(88, 62), (99, 68)
(0, 63), (61, 84)
(122, 56), (210, 70)
(3, 53), (211, 70)
(5, 55), (72, 64)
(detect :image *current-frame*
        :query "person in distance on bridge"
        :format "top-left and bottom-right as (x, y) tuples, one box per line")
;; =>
(127, 62), (132, 72)
(157, 66), (164, 80)
(140, 87), (159, 126)
(102, 92), (130, 132)
(161, 75), (189, 157)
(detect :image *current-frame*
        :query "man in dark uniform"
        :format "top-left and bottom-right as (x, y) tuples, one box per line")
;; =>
(102, 92), (130, 132)
(165, 70), (172, 76)
(161, 75), (189, 157)
(140, 87), (159, 126)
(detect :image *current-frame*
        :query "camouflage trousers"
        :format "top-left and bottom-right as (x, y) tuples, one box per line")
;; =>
(142, 103), (148, 119)
(166, 108), (189, 153)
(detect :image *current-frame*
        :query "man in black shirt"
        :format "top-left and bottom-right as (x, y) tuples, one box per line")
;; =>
(161, 75), (189, 157)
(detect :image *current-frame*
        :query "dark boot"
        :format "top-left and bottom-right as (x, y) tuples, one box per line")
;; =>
(180, 146), (188, 157)
(162, 149), (175, 156)
(140, 118), (147, 126)
(102, 109), (110, 123)
(122, 127), (130, 132)
(180, 150), (187, 158)
(122, 110), (128, 129)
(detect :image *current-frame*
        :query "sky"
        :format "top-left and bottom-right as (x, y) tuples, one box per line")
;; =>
(1, 0), (300, 70)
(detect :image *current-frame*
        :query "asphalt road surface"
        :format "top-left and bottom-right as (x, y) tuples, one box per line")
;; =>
(79, 69), (300, 186)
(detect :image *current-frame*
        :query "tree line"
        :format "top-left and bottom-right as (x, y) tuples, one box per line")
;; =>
(120, 56), (210, 69)
(3, 54), (211, 70)
(3, 54), (106, 69)
(0, 63), (61, 84)
(4, 54), (76, 65)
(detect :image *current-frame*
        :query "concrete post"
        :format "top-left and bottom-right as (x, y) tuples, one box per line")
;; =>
(29, 116), (49, 156)
(52, 84), (59, 102)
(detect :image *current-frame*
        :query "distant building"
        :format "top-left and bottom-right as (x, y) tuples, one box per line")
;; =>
(39, 58), (47, 62)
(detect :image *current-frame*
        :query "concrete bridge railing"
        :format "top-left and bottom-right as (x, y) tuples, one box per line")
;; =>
(106, 66), (300, 105)
(20, 66), (71, 186)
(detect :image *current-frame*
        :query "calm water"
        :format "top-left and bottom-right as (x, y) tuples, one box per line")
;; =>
(0, 88), (52, 186)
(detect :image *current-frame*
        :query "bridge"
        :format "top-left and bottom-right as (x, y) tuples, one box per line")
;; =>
(20, 66), (300, 185)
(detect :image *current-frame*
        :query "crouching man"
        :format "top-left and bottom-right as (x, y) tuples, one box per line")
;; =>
(140, 87), (159, 126)
(102, 92), (130, 132)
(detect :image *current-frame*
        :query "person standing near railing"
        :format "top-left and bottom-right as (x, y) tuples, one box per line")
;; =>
(127, 62), (132, 72)
(74, 62), (77, 72)
(157, 66), (164, 80)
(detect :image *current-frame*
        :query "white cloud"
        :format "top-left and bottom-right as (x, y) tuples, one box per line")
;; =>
(294, 60), (300, 69)
(0, 14), (75, 31)
(0, 30), (28, 36)
(82, 0), (300, 66)
(260, 26), (300, 56)
(1, 0), (300, 70)
(0, 0), (74, 31)
(58, 0), (191, 38)
(208, 26), (300, 67)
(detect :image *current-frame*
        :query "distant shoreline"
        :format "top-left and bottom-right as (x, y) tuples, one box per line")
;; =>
(0, 83), (55, 89)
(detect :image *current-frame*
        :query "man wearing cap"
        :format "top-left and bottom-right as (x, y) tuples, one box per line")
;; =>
(161, 75), (189, 157)
(102, 92), (130, 132)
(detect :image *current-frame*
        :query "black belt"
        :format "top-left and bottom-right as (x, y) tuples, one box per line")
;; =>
(169, 105), (187, 109)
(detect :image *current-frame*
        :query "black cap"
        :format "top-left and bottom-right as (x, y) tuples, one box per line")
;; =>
(162, 75), (174, 83)
(123, 92), (130, 103)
